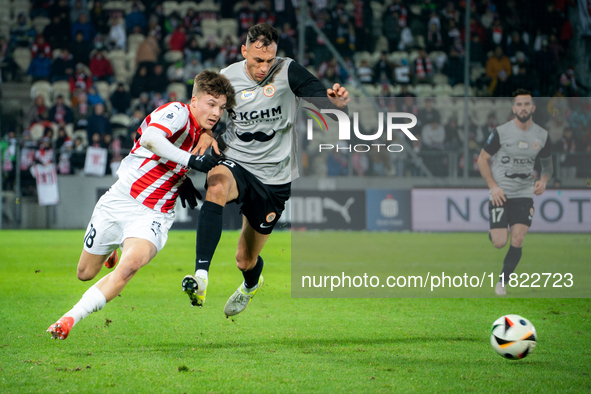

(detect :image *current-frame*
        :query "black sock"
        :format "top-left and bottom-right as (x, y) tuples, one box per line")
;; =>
(194, 201), (224, 273)
(488, 232), (492, 243)
(499, 246), (522, 284)
(242, 256), (264, 289)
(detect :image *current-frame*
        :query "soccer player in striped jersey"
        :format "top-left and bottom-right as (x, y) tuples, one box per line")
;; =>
(47, 71), (235, 340)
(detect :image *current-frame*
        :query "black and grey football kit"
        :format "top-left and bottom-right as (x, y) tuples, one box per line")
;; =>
(218, 57), (342, 233)
(482, 120), (552, 228)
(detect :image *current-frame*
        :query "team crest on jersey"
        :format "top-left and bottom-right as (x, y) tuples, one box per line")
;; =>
(241, 91), (255, 100)
(532, 141), (540, 150)
(263, 84), (275, 97)
(266, 212), (277, 223)
(518, 141), (528, 149)
(163, 111), (178, 124)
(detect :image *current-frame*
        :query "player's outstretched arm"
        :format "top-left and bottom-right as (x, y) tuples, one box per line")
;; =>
(477, 149), (506, 206)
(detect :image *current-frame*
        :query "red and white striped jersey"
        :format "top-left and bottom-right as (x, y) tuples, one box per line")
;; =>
(112, 102), (202, 213)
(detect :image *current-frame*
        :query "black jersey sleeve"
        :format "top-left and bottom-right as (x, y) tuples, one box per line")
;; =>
(538, 135), (552, 159)
(482, 129), (501, 155)
(287, 61), (347, 113)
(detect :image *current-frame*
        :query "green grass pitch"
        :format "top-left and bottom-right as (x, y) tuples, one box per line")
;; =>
(0, 230), (590, 393)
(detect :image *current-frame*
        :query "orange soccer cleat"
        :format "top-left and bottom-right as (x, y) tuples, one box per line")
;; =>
(47, 317), (74, 340)
(104, 250), (118, 269)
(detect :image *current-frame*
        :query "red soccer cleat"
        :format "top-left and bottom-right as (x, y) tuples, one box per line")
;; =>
(47, 317), (74, 340)
(104, 250), (118, 269)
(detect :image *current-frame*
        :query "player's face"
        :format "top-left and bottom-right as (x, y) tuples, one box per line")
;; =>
(242, 40), (277, 82)
(512, 95), (535, 123)
(190, 93), (227, 129)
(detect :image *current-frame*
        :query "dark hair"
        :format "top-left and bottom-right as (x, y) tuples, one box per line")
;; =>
(192, 70), (236, 109)
(246, 23), (278, 47)
(512, 88), (533, 103)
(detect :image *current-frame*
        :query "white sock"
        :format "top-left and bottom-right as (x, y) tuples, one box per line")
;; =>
(63, 285), (107, 326)
(195, 269), (208, 281)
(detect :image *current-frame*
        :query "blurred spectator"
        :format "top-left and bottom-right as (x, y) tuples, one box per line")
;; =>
(149, 92), (166, 112)
(511, 64), (535, 93)
(70, 136), (86, 171)
(44, 15), (70, 50)
(86, 103), (111, 142)
(558, 68), (578, 97)
(395, 84), (415, 98)
(130, 65), (150, 98)
(184, 56), (205, 97)
(505, 31), (528, 61)
(48, 0), (70, 27)
(71, 13), (96, 43)
(127, 110), (143, 145)
(126, 4), (147, 34)
(133, 92), (152, 115)
(554, 127), (579, 179)
(108, 13), (127, 51)
(35, 136), (55, 165)
(443, 47), (463, 86)
(356, 60), (373, 84)
(89, 46), (114, 82)
(48, 94), (74, 127)
(444, 20), (461, 50)
(219, 36), (240, 66)
(318, 57), (343, 86)
(469, 35), (485, 65)
(27, 52), (52, 81)
(31, 35), (52, 59)
(278, 23), (296, 59)
(87, 86), (105, 107)
(11, 13), (35, 48)
(426, 20), (443, 53)
(90, 1), (109, 35)
(136, 34), (160, 68)
(238, 1), (256, 36)
(1, 130), (18, 190)
(72, 92), (90, 130)
(444, 116), (461, 150)
(0, 36), (16, 81)
(167, 61), (185, 83)
(421, 113), (445, 150)
(54, 126), (71, 152)
(184, 37), (202, 63)
(168, 25), (188, 51)
(413, 49), (434, 85)
(51, 47), (75, 82)
(394, 59), (411, 85)
(151, 63), (169, 95)
(545, 110), (569, 144)
(327, 149), (349, 176)
(70, 0), (88, 26)
(373, 52), (394, 84)
(488, 18), (505, 52)
(441, 1), (459, 24)
(183, 8), (201, 35)
(69, 63), (93, 92)
(201, 37), (223, 68)
(110, 83), (131, 115)
(480, 113), (498, 146)
(486, 46), (512, 96)
(70, 31), (92, 66)
(383, 10), (403, 52)
(26, 95), (49, 128)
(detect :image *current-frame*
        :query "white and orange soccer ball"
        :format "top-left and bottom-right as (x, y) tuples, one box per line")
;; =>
(490, 314), (537, 360)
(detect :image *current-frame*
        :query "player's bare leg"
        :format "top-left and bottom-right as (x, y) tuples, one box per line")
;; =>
(184, 164), (240, 306)
(48, 238), (156, 339)
(95, 238), (157, 301)
(224, 216), (268, 317)
(76, 250), (115, 281)
(489, 228), (508, 249)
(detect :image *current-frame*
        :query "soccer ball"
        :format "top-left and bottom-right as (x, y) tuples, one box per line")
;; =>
(490, 314), (537, 360)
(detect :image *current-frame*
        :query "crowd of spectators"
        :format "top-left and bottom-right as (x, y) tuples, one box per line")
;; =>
(0, 0), (589, 185)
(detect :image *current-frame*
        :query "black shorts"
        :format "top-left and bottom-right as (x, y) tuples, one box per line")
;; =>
(212, 159), (291, 235)
(489, 198), (534, 229)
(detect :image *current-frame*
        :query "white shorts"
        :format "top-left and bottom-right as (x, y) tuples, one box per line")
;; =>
(83, 190), (175, 256)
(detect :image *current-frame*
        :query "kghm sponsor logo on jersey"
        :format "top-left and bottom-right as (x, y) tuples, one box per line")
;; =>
(228, 105), (283, 125)
(304, 108), (418, 153)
